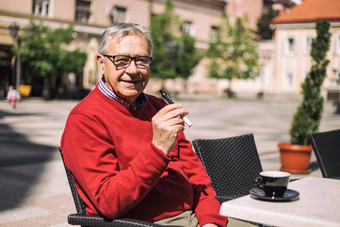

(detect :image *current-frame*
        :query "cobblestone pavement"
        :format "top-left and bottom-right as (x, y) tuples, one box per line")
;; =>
(0, 94), (339, 226)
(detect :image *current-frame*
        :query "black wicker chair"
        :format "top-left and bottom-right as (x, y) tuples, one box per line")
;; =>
(192, 134), (263, 204)
(58, 147), (162, 227)
(309, 129), (340, 179)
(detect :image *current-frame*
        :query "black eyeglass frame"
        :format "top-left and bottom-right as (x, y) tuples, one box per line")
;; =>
(101, 54), (152, 69)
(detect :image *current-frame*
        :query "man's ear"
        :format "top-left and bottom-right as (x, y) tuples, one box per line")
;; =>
(96, 54), (105, 75)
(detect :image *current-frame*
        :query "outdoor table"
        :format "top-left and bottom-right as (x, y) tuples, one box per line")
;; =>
(220, 176), (340, 227)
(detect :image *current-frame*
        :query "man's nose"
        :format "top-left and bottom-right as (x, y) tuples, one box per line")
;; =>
(125, 59), (139, 73)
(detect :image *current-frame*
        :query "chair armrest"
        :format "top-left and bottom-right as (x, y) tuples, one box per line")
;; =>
(68, 213), (162, 227)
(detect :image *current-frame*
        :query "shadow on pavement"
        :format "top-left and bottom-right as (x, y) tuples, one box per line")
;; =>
(0, 110), (57, 212)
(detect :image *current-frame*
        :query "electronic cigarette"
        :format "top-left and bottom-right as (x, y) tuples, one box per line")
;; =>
(159, 90), (193, 127)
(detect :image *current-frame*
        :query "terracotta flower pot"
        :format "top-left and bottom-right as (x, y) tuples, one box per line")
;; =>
(278, 143), (313, 174)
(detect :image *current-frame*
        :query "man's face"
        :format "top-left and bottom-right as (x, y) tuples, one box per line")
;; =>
(97, 35), (150, 104)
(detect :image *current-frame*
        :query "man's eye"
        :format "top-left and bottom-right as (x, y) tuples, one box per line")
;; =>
(115, 57), (130, 63)
(136, 58), (149, 64)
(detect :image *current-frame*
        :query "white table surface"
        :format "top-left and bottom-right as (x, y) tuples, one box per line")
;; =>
(220, 177), (340, 227)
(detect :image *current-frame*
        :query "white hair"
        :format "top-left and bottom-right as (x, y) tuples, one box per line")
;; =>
(97, 23), (152, 56)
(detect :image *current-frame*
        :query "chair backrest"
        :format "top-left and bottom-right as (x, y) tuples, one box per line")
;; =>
(58, 147), (163, 227)
(309, 129), (340, 178)
(58, 147), (86, 214)
(192, 134), (263, 202)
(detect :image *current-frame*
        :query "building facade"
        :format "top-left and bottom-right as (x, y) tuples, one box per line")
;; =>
(2, 0), (325, 98)
(226, 0), (263, 30)
(271, 0), (340, 94)
(221, 0), (340, 97)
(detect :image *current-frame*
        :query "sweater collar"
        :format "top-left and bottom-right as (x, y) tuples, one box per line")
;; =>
(98, 77), (148, 110)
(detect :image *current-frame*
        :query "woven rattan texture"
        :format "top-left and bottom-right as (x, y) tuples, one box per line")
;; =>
(68, 214), (161, 227)
(309, 129), (340, 178)
(192, 134), (263, 202)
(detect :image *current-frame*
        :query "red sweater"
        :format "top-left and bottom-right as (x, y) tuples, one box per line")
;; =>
(61, 85), (227, 226)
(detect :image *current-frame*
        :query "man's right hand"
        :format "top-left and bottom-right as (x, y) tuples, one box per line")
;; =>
(151, 103), (189, 155)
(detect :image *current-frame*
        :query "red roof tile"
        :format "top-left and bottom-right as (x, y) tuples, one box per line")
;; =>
(271, 0), (340, 24)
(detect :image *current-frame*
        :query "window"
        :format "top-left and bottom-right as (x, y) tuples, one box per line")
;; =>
(32, 0), (50, 17)
(284, 71), (294, 88)
(111, 6), (126, 24)
(285, 37), (295, 55)
(182, 21), (194, 36)
(210, 26), (218, 43)
(305, 36), (314, 54)
(288, 38), (295, 53)
(75, 0), (91, 23)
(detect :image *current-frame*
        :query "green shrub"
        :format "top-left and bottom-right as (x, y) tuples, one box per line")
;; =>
(289, 20), (331, 145)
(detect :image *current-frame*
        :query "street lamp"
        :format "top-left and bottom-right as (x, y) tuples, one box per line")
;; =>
(9, 22), (21, 90)
(8, 22), (34, 91)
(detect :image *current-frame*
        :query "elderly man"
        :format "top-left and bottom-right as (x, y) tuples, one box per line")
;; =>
(61, 23), (227, 227)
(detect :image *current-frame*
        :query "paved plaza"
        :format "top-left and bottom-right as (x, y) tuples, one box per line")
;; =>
(0, 93), (339, 226)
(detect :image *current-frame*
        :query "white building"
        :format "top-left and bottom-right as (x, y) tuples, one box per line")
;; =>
(270, 0), (340, 95)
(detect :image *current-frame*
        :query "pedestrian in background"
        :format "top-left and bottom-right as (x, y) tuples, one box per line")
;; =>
(7, 85), (21, 109)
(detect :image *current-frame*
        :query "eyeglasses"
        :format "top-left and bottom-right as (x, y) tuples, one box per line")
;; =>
(101, 54), (152, 69)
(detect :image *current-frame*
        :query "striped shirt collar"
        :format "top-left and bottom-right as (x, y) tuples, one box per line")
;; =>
(98, 77), (148, 110)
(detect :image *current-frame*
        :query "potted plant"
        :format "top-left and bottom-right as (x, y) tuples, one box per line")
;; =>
(278, 20), (331, 174)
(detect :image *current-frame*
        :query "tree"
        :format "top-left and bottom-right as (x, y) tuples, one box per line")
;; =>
(289, 20), (331, 145)
(149, 0), (176, 80)
(256, 6), (279, 40)
(150, 0), (199, 90)
(18, 21), (87, 98)
(175, 31), (200, 81)
(207, 13), (259, 95)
